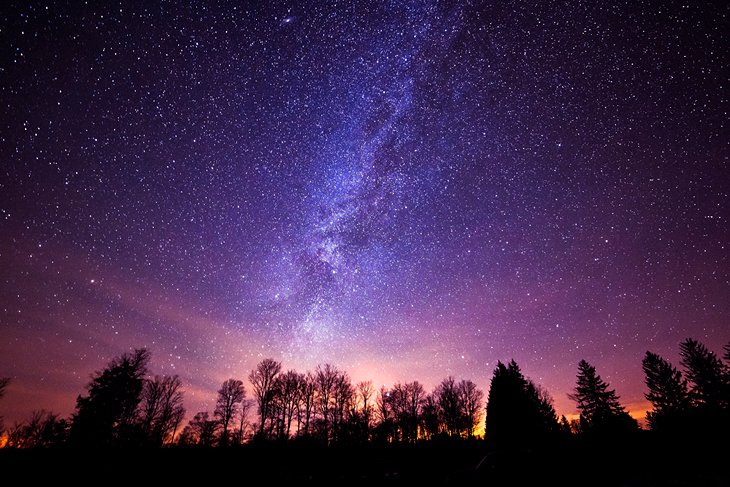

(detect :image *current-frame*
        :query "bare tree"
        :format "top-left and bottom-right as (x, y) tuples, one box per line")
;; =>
(0, 377), (9, 399)
(185, 411), (219, 447)
(249, 358), (282, 437)
(276, 370), (301, 439)
(298, 372), (316, 436)
(0, 377), (8, 437)
(388, 381), (425, 442)
(177, 425), (196, 446)
(315, 363), (338, 443)
(140, 375), (185, 446)
(421, 393), (440, 439)
(458, 379), (484, 438)
(389, 383), (407, 442)
(234, 399), (254, 445)
(375, 385), (392, 424)
(405, 381), (426, 441)
(215, 379), (246, 446)
(357, 380), (374, 436)
(332, 371), (354, 442)
(4, 410), (69, 448)
(436, 376), (462, 437)
(374, 385), (396, 442)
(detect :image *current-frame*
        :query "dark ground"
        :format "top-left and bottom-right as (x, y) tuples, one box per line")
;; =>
(1, 435), (727, 486)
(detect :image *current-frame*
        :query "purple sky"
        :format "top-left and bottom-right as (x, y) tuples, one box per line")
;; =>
(1, 1), (727, 427)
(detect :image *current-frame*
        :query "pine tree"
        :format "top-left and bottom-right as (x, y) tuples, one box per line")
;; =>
(642, 351), (690, 430)
(679, 338), (729, 410)
(569, 360), (637, 435)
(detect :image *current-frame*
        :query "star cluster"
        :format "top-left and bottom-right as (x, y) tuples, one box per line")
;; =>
(0, 1), (727, 424)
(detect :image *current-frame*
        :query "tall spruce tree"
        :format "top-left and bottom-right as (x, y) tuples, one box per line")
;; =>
(570, 360), (637, 435)
(642, 351), (690, 430)
(680, 338), (730, 410)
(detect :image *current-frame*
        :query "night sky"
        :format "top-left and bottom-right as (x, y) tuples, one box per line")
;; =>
(1, 1), (727, 427)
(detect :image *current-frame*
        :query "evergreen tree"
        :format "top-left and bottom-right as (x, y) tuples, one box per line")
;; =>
(679, 338), (729, 410)
(569, 360), (637, 435)
(642, 351), (690, 430)
(486, 360), (559, 448)
(70, 348), (150, 446)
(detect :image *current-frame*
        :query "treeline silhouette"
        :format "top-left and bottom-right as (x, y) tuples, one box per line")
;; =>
(1, 338), (729, 451)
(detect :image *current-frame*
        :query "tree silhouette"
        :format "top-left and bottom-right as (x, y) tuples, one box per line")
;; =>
(234, 399), (254, 445)
(642, 351), (690, 431)
(384, 384), (403, 441)
(139, 375), (185, 446)
(436, 376), (462, 437)
(338, 380), (373, 444)
(421, 393), (440, 439)
(373, 385), (396, 443)
(5, 410), (68, 448)
(70, 348), (150, 446)
(679, 338), (729, 410)
(297, 372), (316, 437)
(331, 370), (354, 443)
(315, 363), (338, 444)
(249, 358), (281, 438)
(356, 380), (374, 439)
(405, 381), (426, 442)
(569, 359), (637, 436)
(559, 415), (572, 435)
(0, 377), (9, 438)
(214, 379), (245, 446)
(389, 381), (425, 442)
(486, 360), (558, 448)
(528, 381), (560, 437)
(180, 411), (219, 447)
(274, 370), (300, 439)
(0, 377), (9, 399)
(459, 379), (484, 438)
(14, 343), (730, 456)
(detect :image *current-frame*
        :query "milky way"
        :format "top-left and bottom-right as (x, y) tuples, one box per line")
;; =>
(0, 1), (727, 425)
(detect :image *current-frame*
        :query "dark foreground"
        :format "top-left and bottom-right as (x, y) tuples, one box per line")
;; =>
(1, 436), (727, 486)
